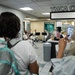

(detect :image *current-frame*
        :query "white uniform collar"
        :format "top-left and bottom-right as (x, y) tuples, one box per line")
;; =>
(0, 37), (21, 47)
(9, 38), (20, 45)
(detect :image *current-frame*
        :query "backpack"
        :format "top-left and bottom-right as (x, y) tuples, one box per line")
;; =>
(0, 39), (21, 75)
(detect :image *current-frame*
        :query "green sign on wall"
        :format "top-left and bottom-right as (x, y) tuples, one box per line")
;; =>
(44, 22), (54, 33)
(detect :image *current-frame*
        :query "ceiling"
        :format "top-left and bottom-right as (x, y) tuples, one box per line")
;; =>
(0, 0), (75, 19)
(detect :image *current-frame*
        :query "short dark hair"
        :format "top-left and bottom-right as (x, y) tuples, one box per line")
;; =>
(0, 12), (20, 39)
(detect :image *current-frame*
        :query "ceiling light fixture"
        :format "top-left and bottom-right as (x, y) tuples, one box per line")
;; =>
(47, 19), (50, 20)
(42, 13), (50, 15)
(24, 18), (31, 20)
(20, 7), (33, 11)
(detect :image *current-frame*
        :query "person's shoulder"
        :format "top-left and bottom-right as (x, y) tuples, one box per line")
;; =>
(19, 40), (31, 45)
(14, 40), (33, 51)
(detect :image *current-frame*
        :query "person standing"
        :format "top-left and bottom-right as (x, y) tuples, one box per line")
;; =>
(0, 12), (39, 75)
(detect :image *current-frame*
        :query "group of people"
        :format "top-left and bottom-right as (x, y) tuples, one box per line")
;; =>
(0, 11), (75, 75)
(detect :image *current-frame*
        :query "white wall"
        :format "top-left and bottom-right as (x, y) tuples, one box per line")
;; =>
(31, 20), (56, 33)
(31, 21), (44, 33)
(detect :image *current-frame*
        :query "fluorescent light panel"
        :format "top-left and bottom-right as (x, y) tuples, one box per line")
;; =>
(24, 18), (38, 21)
(42, 13), (50, 15)
(24, 18), (31, 20)
(20, 7), (33, 11)
(47, 19), (50, 20)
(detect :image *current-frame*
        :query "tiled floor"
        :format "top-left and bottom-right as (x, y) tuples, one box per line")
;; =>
(33, 42), (52, 75)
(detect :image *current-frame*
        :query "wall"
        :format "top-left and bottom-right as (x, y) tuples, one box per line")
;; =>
(31, 20), (56, 40)
(31, 20), (56, 33)
(0, 5), (37, 39)
(31, 21), (44, 33)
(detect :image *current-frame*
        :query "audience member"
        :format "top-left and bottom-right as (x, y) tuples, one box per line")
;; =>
(23, 30), (33, 45)
(44, 30), (51, 41)
(23, 30), (29, 40)
(51, 32), (75, 75)
(0, 12), (39, 75)
(47, 34), (55, 41)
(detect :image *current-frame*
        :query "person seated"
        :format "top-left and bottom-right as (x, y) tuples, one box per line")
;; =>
(23, 30), (33, 45)
(23, 30), (30, 40)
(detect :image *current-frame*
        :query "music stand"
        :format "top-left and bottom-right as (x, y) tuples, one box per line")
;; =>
(42, 32), (47, 36)
(35, 32), (40, 36)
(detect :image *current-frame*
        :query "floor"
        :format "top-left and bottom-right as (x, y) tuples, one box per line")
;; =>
(33, 42), (52, 75)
